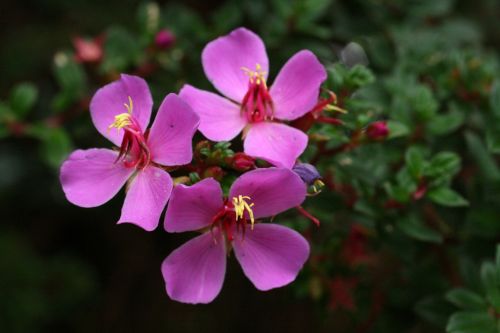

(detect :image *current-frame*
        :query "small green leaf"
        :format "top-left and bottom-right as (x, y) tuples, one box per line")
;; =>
(38, 127), (73, 168)
(465, 132), (500, 181)
(406, 146), (426, 179)
(428, 187), (469, 207)
(428, 108), (465, 136)
(446, 311), (497, 333)
(446, 288), (487, 310)
(397, 215), (443, 243)
(345, 65), (375, 90)
(481, 262), (500, 311)
(490, 80), (500, 118)
(425, 152), (461, 179)
(387, 120), (410, 139)
(9, 83), (38, 119)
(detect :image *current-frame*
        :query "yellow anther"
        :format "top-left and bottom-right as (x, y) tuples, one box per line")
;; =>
(108, 96), (134, 131)
(241, 63), (267, 86)
(232, 195), (255, 229)
(312, 179), (325, 194)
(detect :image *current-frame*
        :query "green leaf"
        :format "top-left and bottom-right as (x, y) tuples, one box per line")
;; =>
(52, 52), (87, 111)
(425, 152), (461, 179)
(428, 108), (465, 136)
(37, 127), (73, 168)
(446, 311), (497, 333)
(428, 187), (469, 207)
(406, 146), (426, 179)
(101, 27), (141, 72)
(9, 83), (38, 119)
(412, 85), (438, 121)
(136, 2), (160, 38)
(387, 120), (410, 139)
(345, 65), (375, 90)
(397, 215), (443, 243)
(465, 132), (500, 181)
(481, 262), (500, 311)
(446, 288), (487, 310)
(490, 79), (500, 118)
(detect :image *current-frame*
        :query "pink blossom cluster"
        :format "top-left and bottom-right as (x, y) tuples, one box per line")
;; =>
(60, 27), (328, 304)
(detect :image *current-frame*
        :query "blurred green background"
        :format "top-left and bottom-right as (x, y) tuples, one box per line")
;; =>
(1, 0), (500, 332)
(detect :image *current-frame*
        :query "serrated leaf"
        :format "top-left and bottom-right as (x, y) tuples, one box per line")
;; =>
(446, 288), (487, 310)
(428, 187), (469, 207)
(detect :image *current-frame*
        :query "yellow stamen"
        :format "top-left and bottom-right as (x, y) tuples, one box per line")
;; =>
(241, 63), (267, 86)
(232, 195), (255, 229)
(108, 96), (134, 131)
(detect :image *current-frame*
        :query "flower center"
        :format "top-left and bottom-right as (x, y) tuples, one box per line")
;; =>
(240, 64), (274, 123)
(211, 195), (256, 242)
(108, 96), (151, 169)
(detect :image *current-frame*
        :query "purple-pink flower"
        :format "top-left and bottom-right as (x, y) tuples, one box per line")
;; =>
(161, 168), (310, 304)
(179, 27), (327, 169)
(59, 74), (199, 231)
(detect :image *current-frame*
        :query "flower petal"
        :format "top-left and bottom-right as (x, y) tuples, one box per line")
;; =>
(202, 27), (268, 102)
(90, 74), (153, 146)
(244, 122), (308, 169)
(60, 148), (134, 208)
(118, 166), (173, 231)
(162, 230), (226, 304)
(270, 50), (327, 121)
(229, 167), (306, 219)
(179, 85), (246, 141)
(164, 178), (223, 233)
(233, 223), (310, 291)
(147, 93), (200, 166)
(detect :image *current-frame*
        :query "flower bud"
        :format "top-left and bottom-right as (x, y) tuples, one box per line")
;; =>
(366, 121), (389, 140)
(72, 36), (104, 63)
(155, 29), (176, 49)
(292, 163), (321, 186)
(231, 152), (255, 171)
(203, 166), (224, 181)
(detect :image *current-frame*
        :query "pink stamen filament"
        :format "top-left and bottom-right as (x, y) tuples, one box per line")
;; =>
(114, 117), (151, 170)
(240, 75), (274, 123)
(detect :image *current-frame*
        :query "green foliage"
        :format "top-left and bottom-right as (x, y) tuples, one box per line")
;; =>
(445, 246), (500, 333)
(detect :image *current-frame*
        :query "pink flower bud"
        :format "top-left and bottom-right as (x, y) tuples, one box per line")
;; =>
(155, 29), (176, 49)
(231, 152), (255, 171)
(366, 121), (389, 140)
(72, 36), (104, 63)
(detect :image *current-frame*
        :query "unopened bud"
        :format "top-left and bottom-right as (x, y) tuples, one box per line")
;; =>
(72, 36), (104, 63)
(155, 29), (176, 49)
(292, 163), (321, 186)
(203, 166), (224, 181)
(366, 121), (389, 140)
(231, 152), (255, 171)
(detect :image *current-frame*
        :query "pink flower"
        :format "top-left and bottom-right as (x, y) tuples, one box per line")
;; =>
(162, 168), (310, 304)
(59, 74), (199, 231)
(179, 27), (327, 168)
